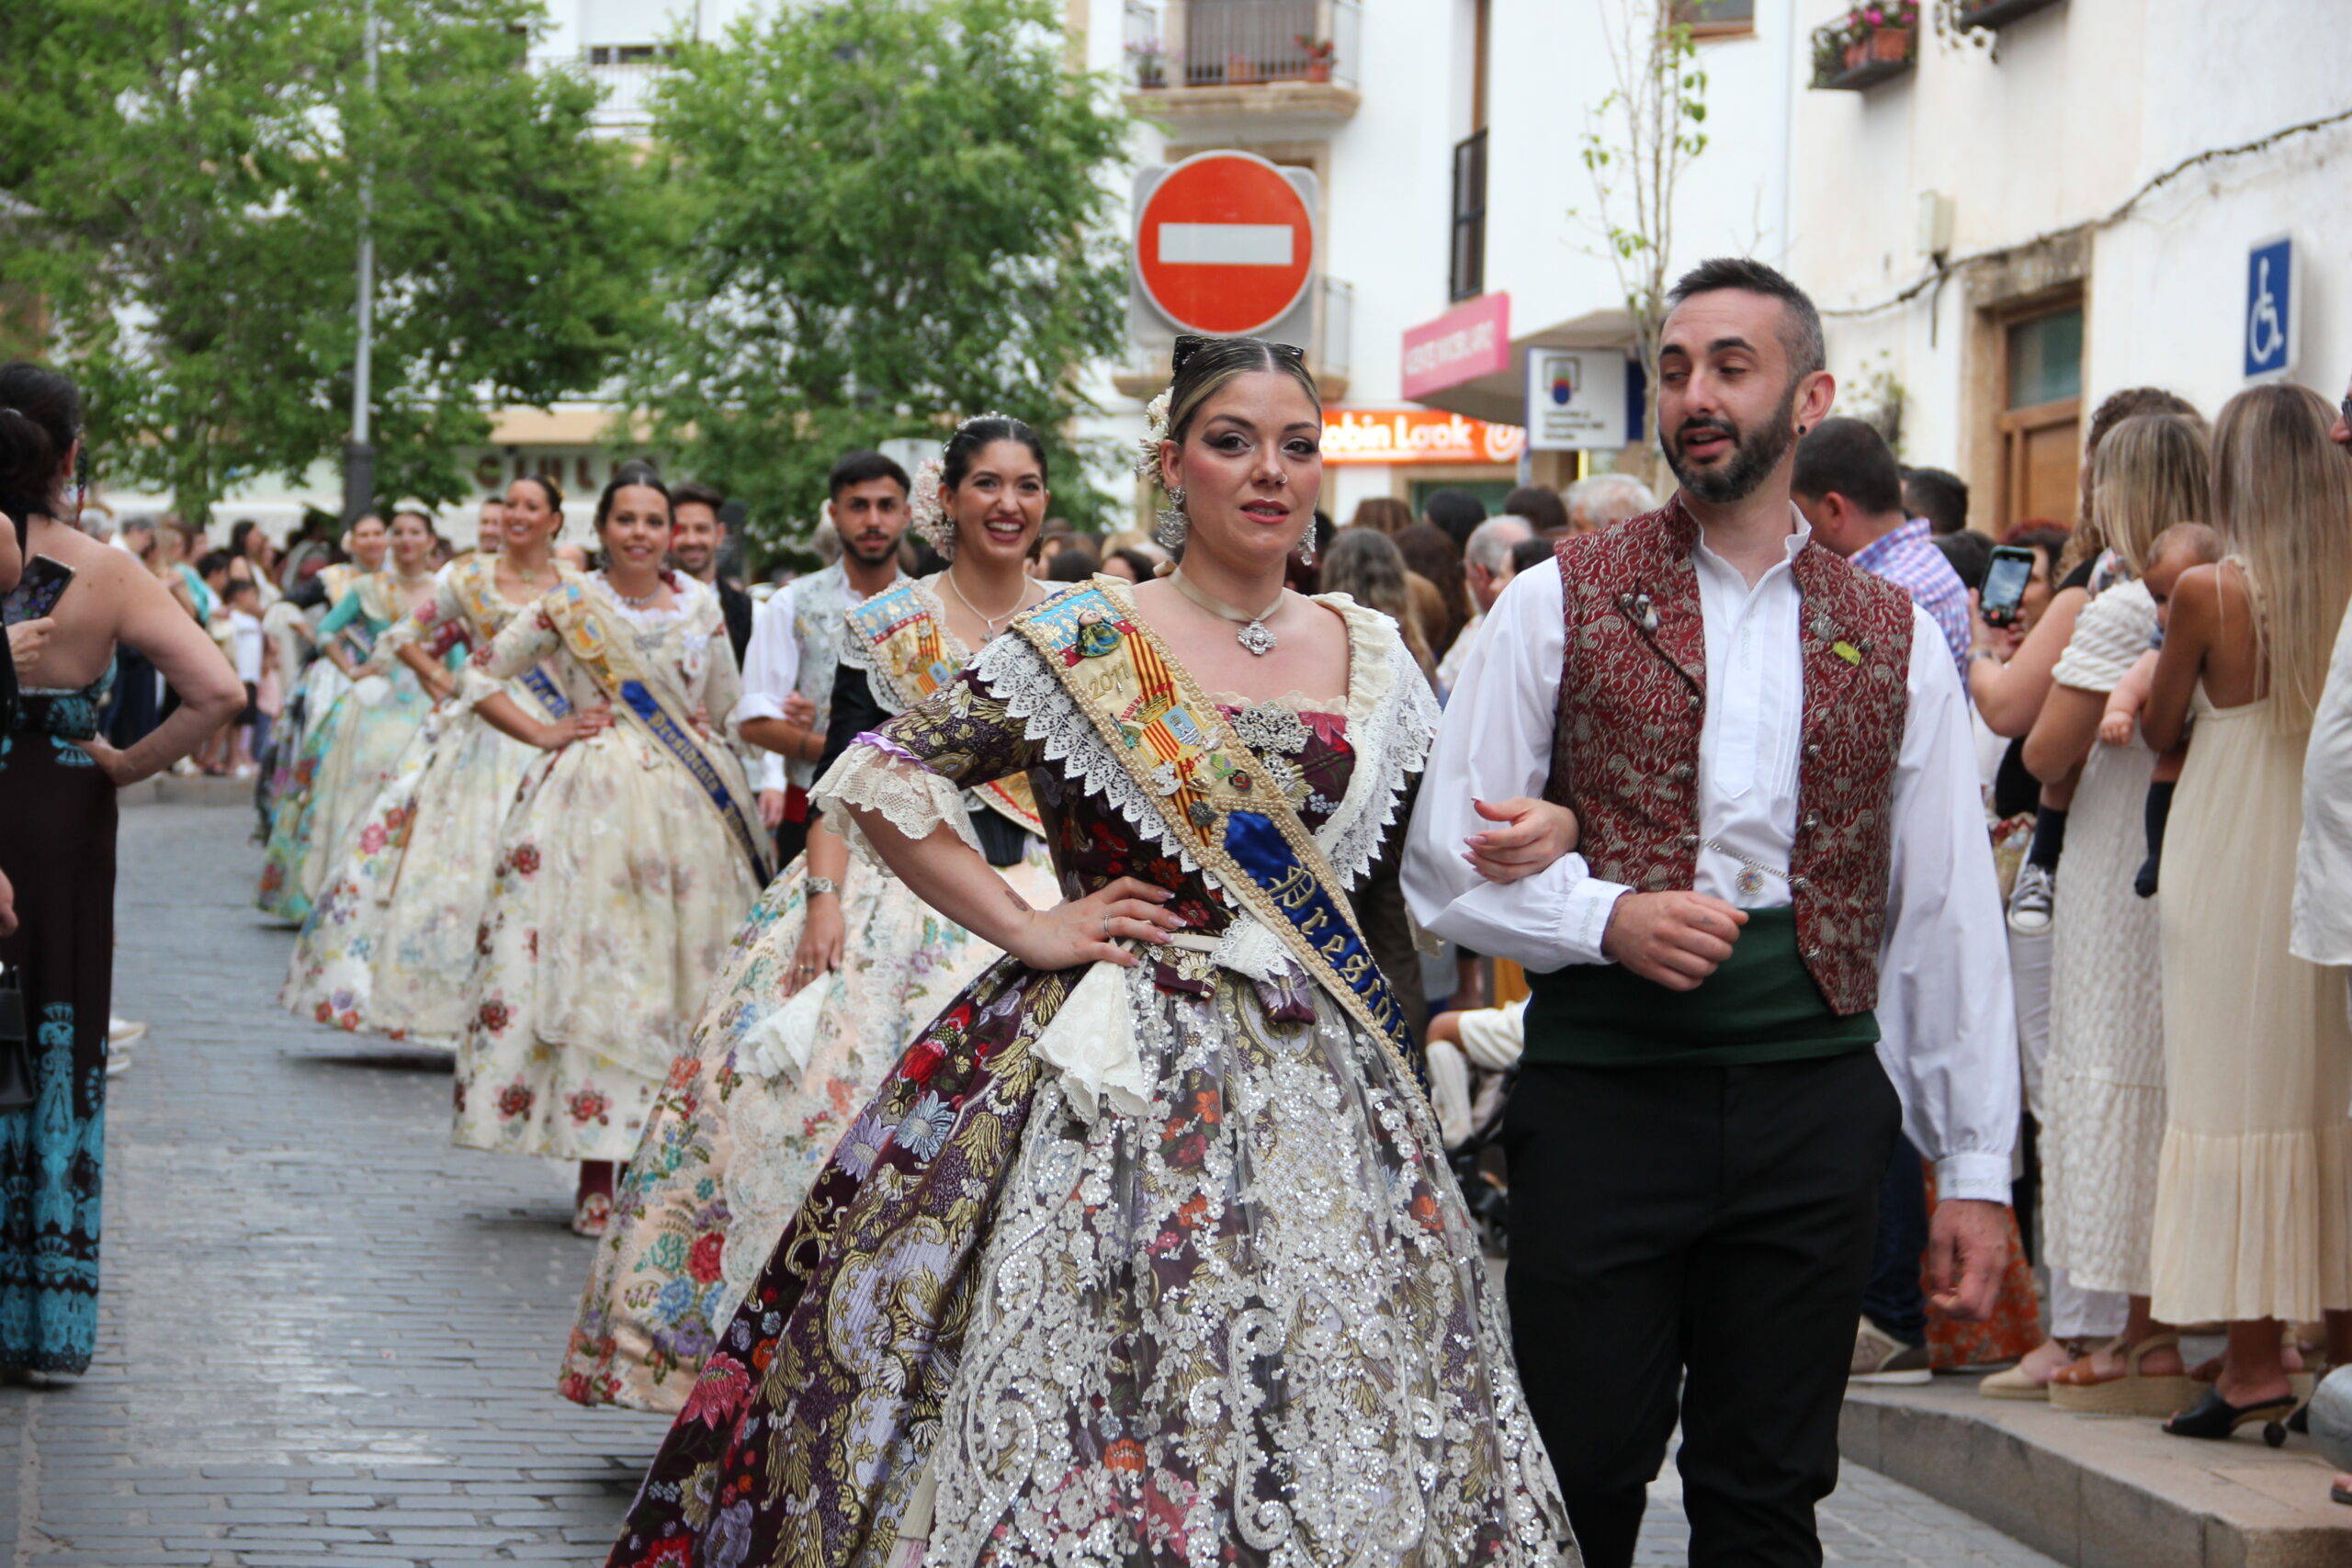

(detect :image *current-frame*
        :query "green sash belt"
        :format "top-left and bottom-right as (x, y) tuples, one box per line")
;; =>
(1521, 906), (1880, 1069)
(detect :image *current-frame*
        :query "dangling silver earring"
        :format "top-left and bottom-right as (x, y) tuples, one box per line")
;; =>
(1155, 487), (1190, 548)
(1297, 521), (1317, 567)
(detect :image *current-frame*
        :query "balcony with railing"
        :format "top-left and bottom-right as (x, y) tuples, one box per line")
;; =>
(1124, 0), (1363, 127)
(535, 46), (675, 136)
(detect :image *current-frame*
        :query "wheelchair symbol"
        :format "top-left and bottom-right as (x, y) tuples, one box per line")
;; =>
(2248, 256), (2287, 370)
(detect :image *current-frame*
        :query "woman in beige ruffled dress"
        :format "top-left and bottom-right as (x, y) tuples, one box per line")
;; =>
(2142, 384), (2352, 1440)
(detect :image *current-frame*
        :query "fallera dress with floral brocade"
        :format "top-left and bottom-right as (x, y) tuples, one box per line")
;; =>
(560, 579), (1059, 1414)
(604, 584), (1572, 1568)
(451, 573), (765, 1164)
(279, 556), (581, 1047)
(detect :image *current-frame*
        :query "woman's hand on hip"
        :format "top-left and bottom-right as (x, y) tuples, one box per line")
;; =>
(1005, 875), (1186, 971)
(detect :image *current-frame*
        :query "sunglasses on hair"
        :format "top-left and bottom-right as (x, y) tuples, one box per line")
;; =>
(1170, 333), (1307, 377)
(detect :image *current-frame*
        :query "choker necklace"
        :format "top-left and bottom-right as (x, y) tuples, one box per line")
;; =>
(1170, 568), (1283, 656)
(943, 568), (1033, 637)
(605, 570), (665, 609)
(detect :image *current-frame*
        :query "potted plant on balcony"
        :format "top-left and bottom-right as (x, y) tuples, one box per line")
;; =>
(1295, 35), (1338, 84)
(1863, 0), (1918, 62)
(1125, 38), (1173, 89)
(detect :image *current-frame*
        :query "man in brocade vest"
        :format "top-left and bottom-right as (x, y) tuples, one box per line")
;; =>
(1403, 258), (2018, 1568)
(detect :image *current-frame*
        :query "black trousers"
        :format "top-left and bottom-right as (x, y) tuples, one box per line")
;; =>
(1503, 1053), (1902, 1568)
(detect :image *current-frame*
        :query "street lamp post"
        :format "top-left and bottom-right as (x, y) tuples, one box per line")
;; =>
(341, 0), (379, 525)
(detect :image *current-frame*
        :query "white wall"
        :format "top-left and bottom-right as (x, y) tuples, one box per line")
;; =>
(1788, 0), (2352, 489)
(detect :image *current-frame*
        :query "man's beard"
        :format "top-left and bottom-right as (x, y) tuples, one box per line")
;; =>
(841, 528), (899, 566)
(1662, 377), (1800, 505)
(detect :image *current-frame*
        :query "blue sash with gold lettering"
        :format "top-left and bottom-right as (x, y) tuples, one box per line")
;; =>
(1013, 583), (1424, 1089)
(546, 581), (769, 885)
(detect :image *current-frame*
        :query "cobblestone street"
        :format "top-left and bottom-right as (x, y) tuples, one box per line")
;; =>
(2, 803), (2066, 1567)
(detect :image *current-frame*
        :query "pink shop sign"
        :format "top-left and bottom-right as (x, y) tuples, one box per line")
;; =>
(1400, 293), (1511, 401)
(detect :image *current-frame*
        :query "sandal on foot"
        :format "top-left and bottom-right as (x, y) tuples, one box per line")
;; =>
(1980, 1337), (2095, 1402)
(2049, 1333), (2199, 1417)
(571, 1191), (613, 1238)
(2162, 1386), (2296, 1440)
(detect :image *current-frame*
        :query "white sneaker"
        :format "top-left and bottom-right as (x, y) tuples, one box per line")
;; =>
(2007, 863), (2055, 935)
(108, 1017), (148, 1046)
(1851, 1315), (1933, 1384)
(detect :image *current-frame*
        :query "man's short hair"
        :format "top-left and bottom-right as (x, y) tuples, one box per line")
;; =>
(829, 450), (910, 501)
(1510, 536), (1556, 574)
(1501, 485), (1568, 536)
(1565, 472), (1658, 531)
(1464, 514), (1533, 576)
(672, 479), (727, 518)
(1934, 529), (1994, 592)
(1792, 417), (1904, 516)
(1664, 257), (1826, 380)
(1901, 466), (1969, 535)
(1421, 488), (1486, 549)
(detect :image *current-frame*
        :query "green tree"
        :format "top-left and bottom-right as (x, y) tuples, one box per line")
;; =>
(0, 0), (652, 520)
(631, 0), (1134, 546)
(1576, 0), (1710, 484)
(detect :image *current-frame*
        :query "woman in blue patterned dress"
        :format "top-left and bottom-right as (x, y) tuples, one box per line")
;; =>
(0, 363), (243, 1375)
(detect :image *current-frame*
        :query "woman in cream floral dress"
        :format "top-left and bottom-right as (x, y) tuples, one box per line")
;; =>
(280, 476), (573, 1046)
(561, 434), (1061, 1413)
(604, 367), (1568, 1567)
(454, 472), (765, 1235)
(254, 510), (441, 923)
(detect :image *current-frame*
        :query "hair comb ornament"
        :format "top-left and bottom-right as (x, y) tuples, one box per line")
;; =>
(908, 454), (953, 558)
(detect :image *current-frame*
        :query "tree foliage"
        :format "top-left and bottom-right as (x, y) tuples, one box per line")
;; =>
(630, 0), (1135, 545)
(1575, 0), (1710, 480)
(0, 0), (652, 519)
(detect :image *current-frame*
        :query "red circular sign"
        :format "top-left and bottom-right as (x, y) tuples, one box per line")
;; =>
(1135, 151), (1316, 337)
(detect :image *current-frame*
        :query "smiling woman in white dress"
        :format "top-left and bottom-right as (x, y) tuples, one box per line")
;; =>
(279, 475), (575, 1044)
(452, 470), (766, 1236)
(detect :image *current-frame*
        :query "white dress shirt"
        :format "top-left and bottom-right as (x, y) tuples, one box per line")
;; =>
(732, 580), (806, 728)
(2292, 596), (2352, 966)
(1402, 511), (2019, 1202)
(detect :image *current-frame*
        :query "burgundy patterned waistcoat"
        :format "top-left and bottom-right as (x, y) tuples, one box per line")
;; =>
(1544, 499), (1914, 1016)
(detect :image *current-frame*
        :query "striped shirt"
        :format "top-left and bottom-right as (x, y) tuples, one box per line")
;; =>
(1851, 517), (1971, 681)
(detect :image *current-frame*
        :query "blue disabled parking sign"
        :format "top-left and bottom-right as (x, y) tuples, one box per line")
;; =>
(2245, 235), (2296, 380)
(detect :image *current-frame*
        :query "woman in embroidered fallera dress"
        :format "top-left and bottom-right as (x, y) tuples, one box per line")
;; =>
(454, 471), (767, 1236)
(254, 509), (442, 923)
(562, 423), (1063, 1413)
(279, 476), (575, 1046)
(255, 514), (386, 840)
(605, 344), (1570, 1568)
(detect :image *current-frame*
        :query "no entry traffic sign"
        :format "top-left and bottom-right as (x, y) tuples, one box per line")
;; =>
(1134, 151), (1317, 338)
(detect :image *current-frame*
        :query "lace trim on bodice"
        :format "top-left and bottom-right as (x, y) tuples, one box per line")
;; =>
(592, 570), (707, 626)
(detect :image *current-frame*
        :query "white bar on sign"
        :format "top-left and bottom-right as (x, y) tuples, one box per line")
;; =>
(1157, 222), (1294, 266)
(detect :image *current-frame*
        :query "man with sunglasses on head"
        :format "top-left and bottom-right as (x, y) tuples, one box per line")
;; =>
(1405, 257), (2018, 1568)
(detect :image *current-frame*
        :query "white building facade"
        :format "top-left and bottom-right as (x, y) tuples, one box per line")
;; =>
(1787, 0), (2352, 532)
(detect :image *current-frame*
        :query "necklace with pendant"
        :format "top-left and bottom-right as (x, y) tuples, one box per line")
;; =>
(607, 570), (664, 609)
(1170, 568), (1283, 656)
(943, 568), (1032, 637)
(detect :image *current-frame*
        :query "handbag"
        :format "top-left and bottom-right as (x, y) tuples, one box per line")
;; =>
(0, 967), (31, 1111)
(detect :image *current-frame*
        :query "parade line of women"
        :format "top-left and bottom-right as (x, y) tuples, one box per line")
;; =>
(215, 339), (1570, 1563)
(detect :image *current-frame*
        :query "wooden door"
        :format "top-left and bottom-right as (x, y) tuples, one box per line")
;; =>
(1999, 398), (2082, 526)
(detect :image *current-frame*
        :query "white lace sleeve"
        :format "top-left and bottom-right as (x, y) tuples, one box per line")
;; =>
(1312, 594), (1440, 888)
(810, 740), (982, 868)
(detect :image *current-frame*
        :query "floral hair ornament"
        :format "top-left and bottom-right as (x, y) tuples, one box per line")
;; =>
(1135, 390), (1173, 488)
(908, 453), (953, 558)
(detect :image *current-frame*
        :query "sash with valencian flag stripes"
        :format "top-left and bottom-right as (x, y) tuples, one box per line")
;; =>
(846, 581), (1044, 838)
(1012, 582), (1426, 1093)
(543, 580), (771, 885)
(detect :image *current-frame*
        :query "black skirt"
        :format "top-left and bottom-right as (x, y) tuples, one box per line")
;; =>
(0, 688), (119, 1372)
